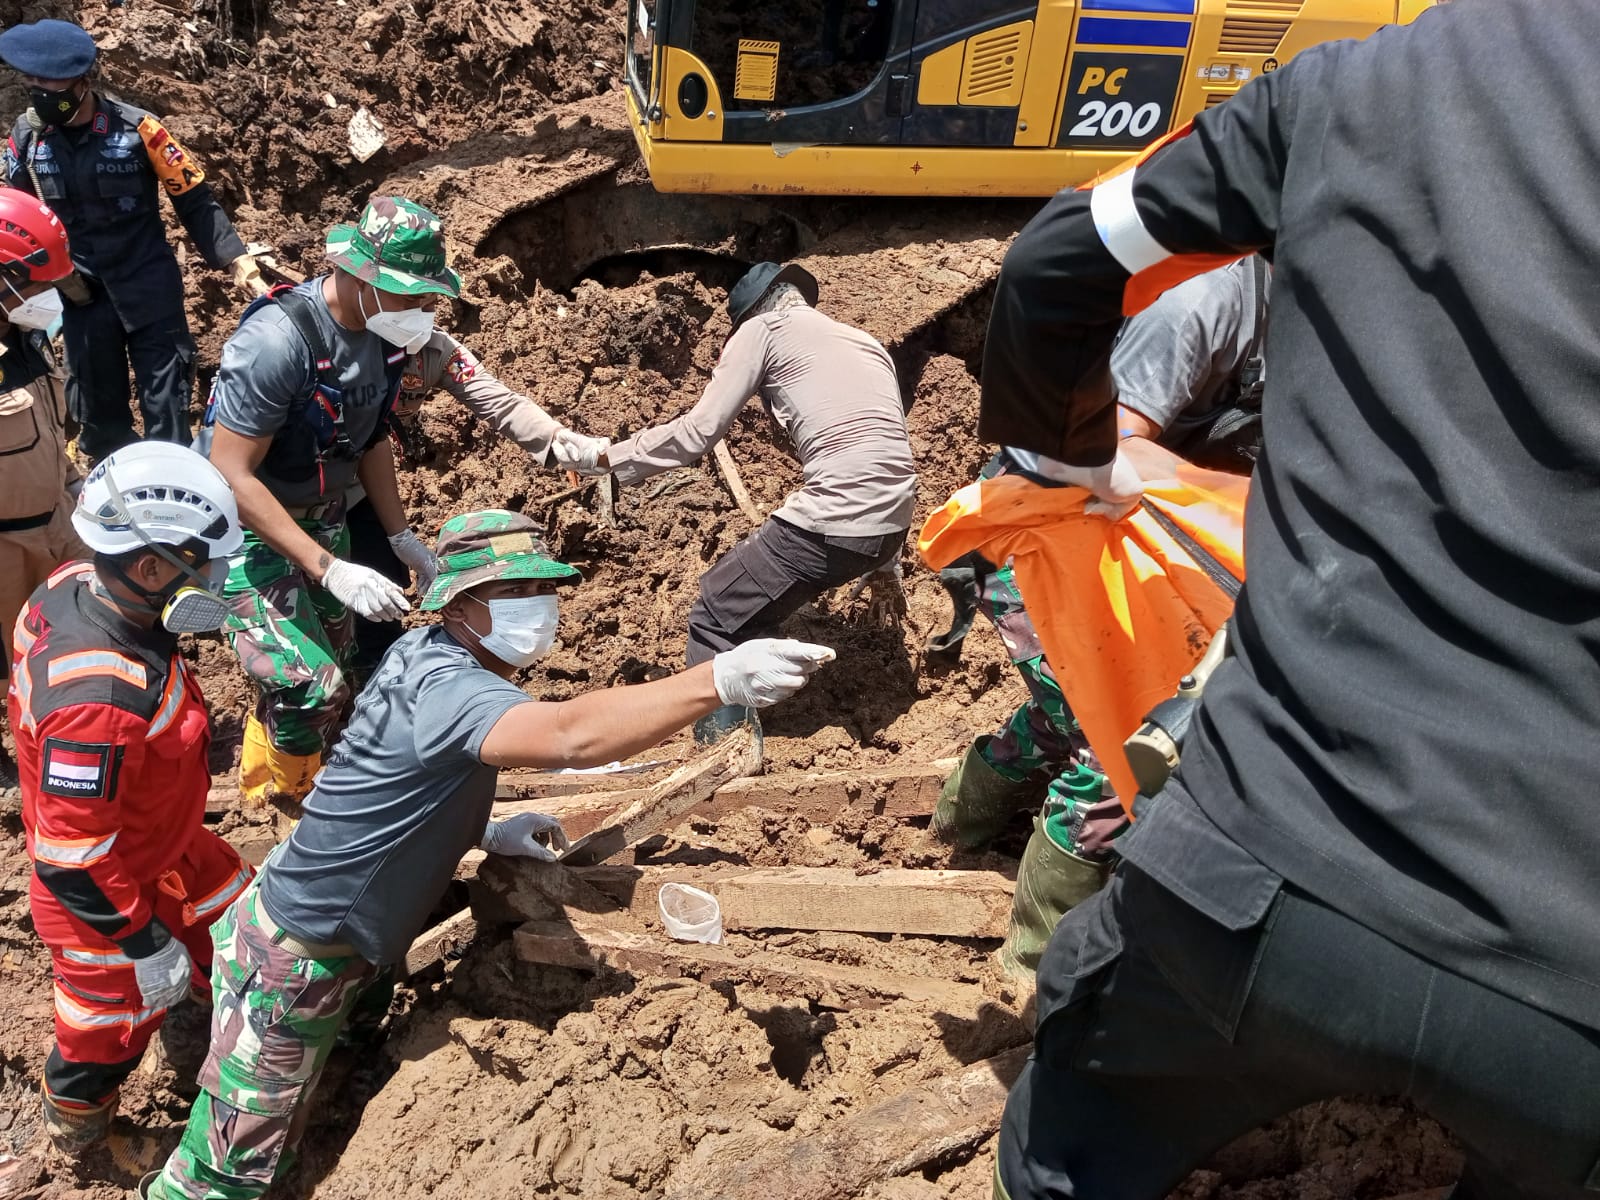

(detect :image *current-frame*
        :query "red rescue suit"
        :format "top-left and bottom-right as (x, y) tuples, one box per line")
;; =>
(8, 562), (251, 1106)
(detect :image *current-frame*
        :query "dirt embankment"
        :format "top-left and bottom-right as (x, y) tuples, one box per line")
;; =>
(0, 0), (1460, 1197)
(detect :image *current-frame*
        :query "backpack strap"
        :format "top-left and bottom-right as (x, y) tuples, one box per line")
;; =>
(364, 346), (410, 453)
(1234, 256), (1270, 409)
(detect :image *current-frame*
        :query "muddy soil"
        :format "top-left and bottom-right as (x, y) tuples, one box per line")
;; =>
(0, 0), (1460, 1196)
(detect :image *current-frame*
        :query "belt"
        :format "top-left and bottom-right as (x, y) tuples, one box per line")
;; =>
(0, 509), (54, 532)
(249, 879), (359, 961)
(281, 500), (343, 522)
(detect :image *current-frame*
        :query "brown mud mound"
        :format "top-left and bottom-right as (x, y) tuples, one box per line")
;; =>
(0, 0), (1459, 1196)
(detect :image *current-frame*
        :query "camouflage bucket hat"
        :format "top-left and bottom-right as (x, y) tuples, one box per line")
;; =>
(422, 509), (580, 611)
(326, 195), (462, 298)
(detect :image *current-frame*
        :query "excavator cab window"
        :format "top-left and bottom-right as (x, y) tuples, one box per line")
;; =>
(630, 0), (660, 104)
(691, 0), (894, 112)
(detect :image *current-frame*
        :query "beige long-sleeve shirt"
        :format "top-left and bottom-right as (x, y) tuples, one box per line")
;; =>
(399, 332), (561, 461)
(607, 307), (916, 537)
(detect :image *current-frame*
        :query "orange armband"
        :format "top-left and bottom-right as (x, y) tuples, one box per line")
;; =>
(137, 115), (206, 196)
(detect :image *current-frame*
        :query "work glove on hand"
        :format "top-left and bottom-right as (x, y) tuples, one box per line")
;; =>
(713, 638), (836, 709)
(321, 559), (411, 621)
(388, 529), (439, 596)
(231, 254), (269, 298)
(1038, 446), (1145, 520)
(131, 931), (193, 1011)
(551, 428), (611, 476)
(846, 559), (909, 630)
(481, 811), (572, 862)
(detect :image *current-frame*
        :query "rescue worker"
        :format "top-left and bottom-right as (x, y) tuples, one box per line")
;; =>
(934, 259), (1268, 975)
(142, 509), (830, 1199)
(0, 187), (86, 791)
(344, 307), (612, 680)
(984, 2), (1600, 1197)
(563, 260), (916, 743)
(9, 441), (252, 1157)
(199, 197), (459, 810)
(0, 19), (265, 460)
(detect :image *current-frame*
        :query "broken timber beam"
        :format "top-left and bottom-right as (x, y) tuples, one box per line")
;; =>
(403, 908), (478, 976)
(475, 862), (1014, 938)
(513, 919), (987, 1012)
(712, 441), (763, 524)
(492, 758), (958, 842)
(559, 726), (762, 865)
(663, 1045), (1030, 1200)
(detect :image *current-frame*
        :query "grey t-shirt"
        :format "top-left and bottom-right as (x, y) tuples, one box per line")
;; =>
(210, 278), (398, 507)
(1111, 257), (1266, 437)
(258, 627), (531, 965)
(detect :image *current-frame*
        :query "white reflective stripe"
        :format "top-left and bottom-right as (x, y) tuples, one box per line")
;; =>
(62, 946), (133, 967)
(191, 865), (253, 919)
(146, 668), (185, 740)
(53, 985), (162, 1028)
(33, 831), (117, 867)
(1090, 169), (1171, 275)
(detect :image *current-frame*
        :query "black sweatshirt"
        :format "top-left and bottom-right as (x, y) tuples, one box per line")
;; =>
(981, 0), (1600, 1029)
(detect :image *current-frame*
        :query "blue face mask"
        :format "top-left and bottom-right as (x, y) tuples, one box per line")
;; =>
(471, 593), (559, 667)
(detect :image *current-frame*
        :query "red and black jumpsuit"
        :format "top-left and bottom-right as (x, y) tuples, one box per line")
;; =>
(8, 561), (252, 1109)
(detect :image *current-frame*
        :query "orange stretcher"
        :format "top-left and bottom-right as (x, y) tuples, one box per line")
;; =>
(918, 445), (1248, 810)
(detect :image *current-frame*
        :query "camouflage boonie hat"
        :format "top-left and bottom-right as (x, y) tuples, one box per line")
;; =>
(326, 196), (462, 298)
(421, 510), (580, 611)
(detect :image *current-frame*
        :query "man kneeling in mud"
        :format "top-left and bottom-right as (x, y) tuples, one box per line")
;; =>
(140, 509), (832, 1199)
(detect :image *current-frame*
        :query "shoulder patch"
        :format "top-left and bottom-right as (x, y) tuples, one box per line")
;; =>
(136, 115), (206, 196)
(40, 737), (124, 801)
(445, 346), (478, 385)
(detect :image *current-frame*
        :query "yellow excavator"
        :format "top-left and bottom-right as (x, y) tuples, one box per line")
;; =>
(626, 0), (1438, 196)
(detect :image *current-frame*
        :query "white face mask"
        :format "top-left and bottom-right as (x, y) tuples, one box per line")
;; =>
(472, 594), (560, 668)
(359, 286), (434, 354)
(4, 285), (62, 332)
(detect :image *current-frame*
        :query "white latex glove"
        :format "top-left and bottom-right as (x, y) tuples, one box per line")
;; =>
(480, 811), (572, 862)
(388, 528), (439, 596)
(713, 638), (836, 709)
(1035, 446), (1145, 520)
(132, 933), (193, 1011)
(321, 558), (411, 621)
(551, 428), (611, 476)
(231, 253), (269, 298)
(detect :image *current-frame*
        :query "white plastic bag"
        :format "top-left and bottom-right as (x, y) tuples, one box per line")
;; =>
(658, 883), (723, 945)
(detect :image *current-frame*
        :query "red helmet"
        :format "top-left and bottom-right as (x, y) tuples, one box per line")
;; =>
(0, 187), (70, 283)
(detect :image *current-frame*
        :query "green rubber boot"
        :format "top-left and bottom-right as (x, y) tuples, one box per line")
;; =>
(932, 739), (1041, 849)
(993, 1158), (1012, 1200)
(996, 811), (1110, 981)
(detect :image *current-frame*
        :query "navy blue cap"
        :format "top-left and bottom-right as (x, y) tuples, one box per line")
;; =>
(0, 20), (98, 80)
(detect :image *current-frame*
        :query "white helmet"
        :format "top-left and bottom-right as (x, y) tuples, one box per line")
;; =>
(73, 442), (244, 559)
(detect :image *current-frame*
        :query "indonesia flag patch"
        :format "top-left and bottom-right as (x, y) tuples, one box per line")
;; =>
(41, 739), (119, 800)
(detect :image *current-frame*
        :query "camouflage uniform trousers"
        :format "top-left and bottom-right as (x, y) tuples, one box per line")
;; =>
(223, 504), (355, 757)
(977, 562), (1127, 861)
(150, 875), (375, 1200)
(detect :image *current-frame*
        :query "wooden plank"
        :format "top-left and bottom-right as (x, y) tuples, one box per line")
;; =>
(471, 854), (646, 928)
(477, 862), (1014, 937)
(713, 440), (763, 523)
(717, 867), (1013, 938)
(560, 726), (762, 865)
(492, 757), (957, 842)
(512, 920), (988, 1012)
(663, 1046), (1029, 1200)
(403, 909), (478, 976)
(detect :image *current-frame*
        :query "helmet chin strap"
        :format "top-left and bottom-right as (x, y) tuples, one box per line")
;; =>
(84, 461), (221, 614)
